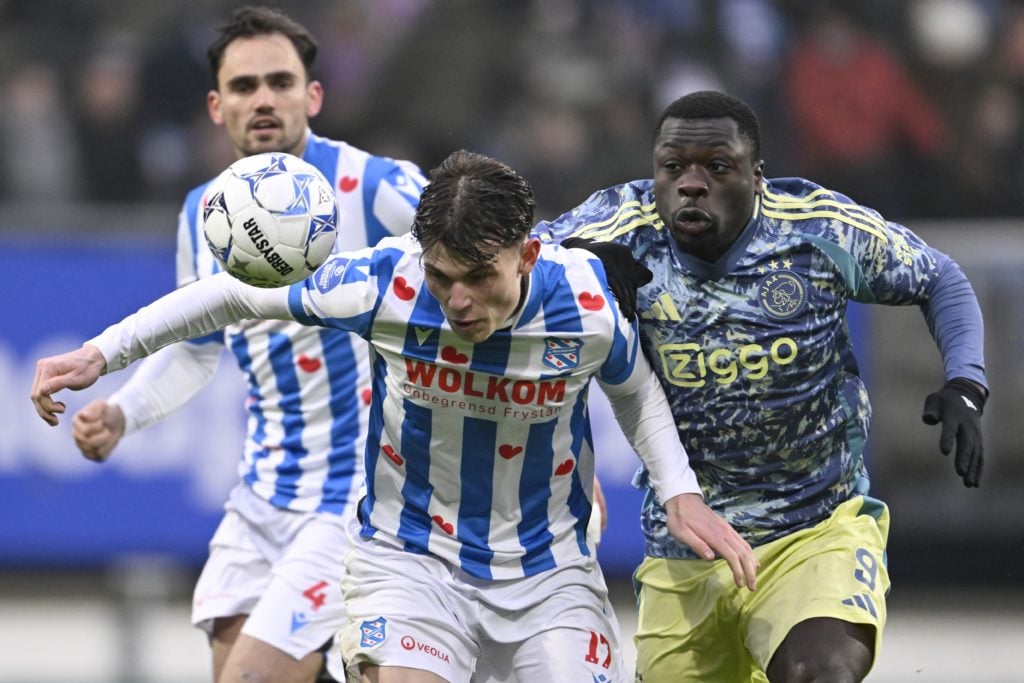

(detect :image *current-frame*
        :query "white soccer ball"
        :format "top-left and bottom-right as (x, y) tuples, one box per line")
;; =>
(203, 152), (338, 288)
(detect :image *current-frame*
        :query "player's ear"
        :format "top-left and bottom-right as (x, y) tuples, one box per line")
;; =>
(518, 238), (541, 275)
(753, 160), (765, 195)
(207, 90), (224, 125)
(306, 80), (324, 118)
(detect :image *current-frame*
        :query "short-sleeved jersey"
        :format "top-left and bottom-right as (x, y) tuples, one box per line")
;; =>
(288, 236), (648, 579)
(536, 177), (987, 559)
(176, 131), (426, 513)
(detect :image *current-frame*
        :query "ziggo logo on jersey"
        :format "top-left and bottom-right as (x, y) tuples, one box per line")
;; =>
(657, 338), (798, 387)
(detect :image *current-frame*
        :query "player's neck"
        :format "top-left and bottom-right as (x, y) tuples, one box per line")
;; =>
(504, 274), (529, 324)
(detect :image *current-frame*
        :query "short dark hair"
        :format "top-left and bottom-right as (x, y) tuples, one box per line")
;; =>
(412, 150), (536, 266)
(207, 5), (318, 84)
(655, 91), (761, 160)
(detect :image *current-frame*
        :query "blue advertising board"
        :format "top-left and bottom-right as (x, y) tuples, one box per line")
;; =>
(1, 236), (648, 575)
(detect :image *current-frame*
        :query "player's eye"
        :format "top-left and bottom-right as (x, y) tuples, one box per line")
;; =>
(229, 80), (256, 94)
(427, 271), (452, 287)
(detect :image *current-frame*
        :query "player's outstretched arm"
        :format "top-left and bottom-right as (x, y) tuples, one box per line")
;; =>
(31, 345), (107, 426)
(72, 400), (125, 462)
(664, 493), (758, 591)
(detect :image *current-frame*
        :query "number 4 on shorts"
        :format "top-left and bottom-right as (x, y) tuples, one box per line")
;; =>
(303, 580), (329, 611)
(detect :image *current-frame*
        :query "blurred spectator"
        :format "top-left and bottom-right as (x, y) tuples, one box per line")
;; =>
(0, 61), (80, 201)
(954, 80), (1024, 216)
(783, 4), (953, 216)
(134, 9), (217, 200)
(74, 38), (144, 202)
(3, 0), (1024, 220)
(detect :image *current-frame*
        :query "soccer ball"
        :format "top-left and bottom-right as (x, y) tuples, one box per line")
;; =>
(203, 152), (338, 288)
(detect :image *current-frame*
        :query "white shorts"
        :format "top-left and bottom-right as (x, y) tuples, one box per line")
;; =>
(193, 483), (353, 670)
(337, 529), (626, 683)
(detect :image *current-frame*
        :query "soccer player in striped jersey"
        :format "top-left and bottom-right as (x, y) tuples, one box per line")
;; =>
(32, 149), (758, 683)
(67, 7), (424, 683)
(535, 90), (988, 682)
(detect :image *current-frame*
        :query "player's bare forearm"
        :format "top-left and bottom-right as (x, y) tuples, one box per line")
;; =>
(664, 493), (759, 590)
(31, 344), (107, 426)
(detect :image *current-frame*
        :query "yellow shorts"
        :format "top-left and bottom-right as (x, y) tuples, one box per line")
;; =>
(634, 496), (890, 682)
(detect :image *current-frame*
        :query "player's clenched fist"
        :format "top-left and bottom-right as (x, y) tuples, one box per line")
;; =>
(31, 345), (107, 426)
(664, 493), (759, 591)
(73, 400), (126, 462)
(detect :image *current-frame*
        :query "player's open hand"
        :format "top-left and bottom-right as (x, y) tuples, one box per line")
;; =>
(31, 345), (108, 426)
(73, 400), (126, 462)
(922, 377), (986, 488)
(664, 493), (758, 590)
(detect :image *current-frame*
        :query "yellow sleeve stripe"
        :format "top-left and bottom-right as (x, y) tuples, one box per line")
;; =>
(569, 199), (663, 241)
(762, 188), (886, 228)
(761, 187), (889, 241)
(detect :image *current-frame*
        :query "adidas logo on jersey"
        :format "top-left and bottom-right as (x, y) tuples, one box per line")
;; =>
(641, 293), (681, 322)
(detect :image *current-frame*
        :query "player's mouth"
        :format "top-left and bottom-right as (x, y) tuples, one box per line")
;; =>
(248, 117), (281, 134)
(449, 318), (480, 332)
(672, 207), (713, 235)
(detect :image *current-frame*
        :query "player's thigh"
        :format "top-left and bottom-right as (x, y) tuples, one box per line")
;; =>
(219, 632), (323, 683)
(242, 514), (351, 664)
(634, 557), (758, 682)
(211, 614), (248, 682)
(339, 537), (478, 682)
(358, 665), (448, 682)
(767, 617), (873, 683)
(743, 497), (890, 673)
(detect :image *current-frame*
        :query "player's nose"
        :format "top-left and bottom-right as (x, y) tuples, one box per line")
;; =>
(679, 165), (709, 197)
(447, 282), (473, 312)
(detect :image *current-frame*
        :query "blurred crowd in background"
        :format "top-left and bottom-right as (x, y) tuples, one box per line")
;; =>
(3, 0), (1024, 221)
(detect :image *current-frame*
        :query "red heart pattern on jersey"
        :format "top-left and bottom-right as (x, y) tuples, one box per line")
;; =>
(382, 445), (404, 466)
(393, 277), (415, 300)
(555, 459), (574, 475)
(361, 388), (372, 405)
(440, 346), (469, 364)
(431, 515), (454, 535)
(578, 292), (605, 311)
(297, 355), (322, 372)
(338, 176), (359, 192)
(498, 444), (522, 459)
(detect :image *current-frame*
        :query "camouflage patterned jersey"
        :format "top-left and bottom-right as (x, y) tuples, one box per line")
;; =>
(536, 177), (987, 559)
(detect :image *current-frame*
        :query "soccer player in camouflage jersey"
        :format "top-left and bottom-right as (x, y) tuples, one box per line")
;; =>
(536, 90), (988, 682)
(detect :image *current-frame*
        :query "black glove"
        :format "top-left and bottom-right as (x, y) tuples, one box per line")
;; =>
(562, 237), (653, 320)
(921, 378), (986, 488)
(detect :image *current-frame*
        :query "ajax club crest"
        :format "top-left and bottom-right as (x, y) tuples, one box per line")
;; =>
(757, 270), (807, 319)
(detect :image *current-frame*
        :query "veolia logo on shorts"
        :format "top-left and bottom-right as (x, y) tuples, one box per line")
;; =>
(400, 634), (451, 663)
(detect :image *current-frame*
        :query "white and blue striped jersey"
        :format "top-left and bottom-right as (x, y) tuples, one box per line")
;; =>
(286, 236), (697, 579)
(91, 236), (700, 580)
(175, 131), (425, 513)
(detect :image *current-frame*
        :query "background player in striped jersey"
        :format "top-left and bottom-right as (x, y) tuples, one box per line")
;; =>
(67, 7), (425, 683)
(537, 90), (988, 682)
(31, 149), (758, 683)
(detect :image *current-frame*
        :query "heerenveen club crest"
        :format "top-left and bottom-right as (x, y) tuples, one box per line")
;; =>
(360, 617), (388, 648)
(542, 337), (583, 371)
